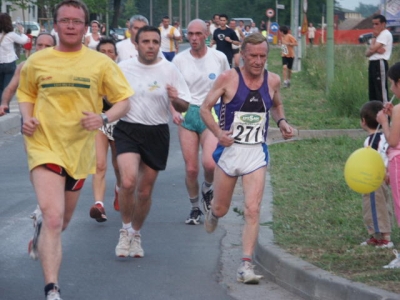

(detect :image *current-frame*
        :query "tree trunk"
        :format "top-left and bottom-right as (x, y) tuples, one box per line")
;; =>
(111, 0), (122, 28)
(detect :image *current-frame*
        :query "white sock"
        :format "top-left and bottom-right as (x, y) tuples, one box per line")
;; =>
(202, 181), (212, 194)
(132, 229), (141, 236)
(95, 201), (104, 207)
(122, 222), (134, 235)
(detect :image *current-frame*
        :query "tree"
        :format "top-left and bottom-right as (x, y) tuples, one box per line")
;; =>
(7, 0), (35, 23)
(355, 3), (379, 18)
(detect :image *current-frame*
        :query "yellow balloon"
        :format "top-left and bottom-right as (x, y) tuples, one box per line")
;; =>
(344, 147), (385, 194)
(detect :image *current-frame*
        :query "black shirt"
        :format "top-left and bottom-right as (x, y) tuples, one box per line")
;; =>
(213, 27), (239, 64)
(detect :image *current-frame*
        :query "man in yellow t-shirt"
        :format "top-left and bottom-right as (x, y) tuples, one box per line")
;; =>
(279, 25), (298, 88)
(16, 1), (133, 299)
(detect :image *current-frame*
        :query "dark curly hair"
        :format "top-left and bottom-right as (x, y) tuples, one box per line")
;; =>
(0, 13), (13, 34)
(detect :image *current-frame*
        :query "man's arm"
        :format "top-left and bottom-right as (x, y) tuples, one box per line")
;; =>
(200, 71), (234, 147)
(166, 84), (189, 113)
(19, 102), (39, 136)
(0, 63), (24, 116)
(268, 72), (294, 140)
(81, 99), (130, 131)
(366, 38), (385, 57)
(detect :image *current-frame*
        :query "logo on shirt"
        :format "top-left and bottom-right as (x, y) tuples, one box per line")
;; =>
(209, 73), (216, 80)
(148, 81), (160, 91)
(41, 76), (53, 81)
(240, 114), (262, 124)
(249, 97), (258, 102)
(73, 77), (90, 83)
(217, 34), (226, 41)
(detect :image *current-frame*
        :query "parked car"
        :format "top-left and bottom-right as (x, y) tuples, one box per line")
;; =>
(181, 28), (188, 42)
(110, 28), (126, 42)
(13, 21), (40, 41)
(359, 25), (400, 44)
(232, 18), (253, 27)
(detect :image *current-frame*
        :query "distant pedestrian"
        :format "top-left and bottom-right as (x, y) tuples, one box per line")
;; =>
(365, 14), (392, 103)
(307, 23), (316, 45)
(359, 100), (393, 248)
(211, 14), (240, 67)
(159, 15), (181, 61)
(84, 20), (101, 50)
(0, 13), (28, 104)
(279, 25), (297, 88)
(377, 62), (400, 229)
(23, 28), (33, 57)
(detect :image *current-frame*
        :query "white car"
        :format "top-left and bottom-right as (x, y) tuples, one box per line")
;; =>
(13, 21), (40, 41)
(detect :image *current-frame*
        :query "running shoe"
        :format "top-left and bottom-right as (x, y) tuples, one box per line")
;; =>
(115, 229), (132, 257)
(204, 209), (218, 233)
(201, 189), (213, 213)
(28, 205), (42, 260)
(113, 185), (120, 211)
(236, 261), (263, 284)
(185, 207), (203, 225)
(360, 237), (379, 246)
(129, 234), (144, 258)
(89, 203), (107, 222)
(376, 239), (394, 249)
(46, 289), (62, 300)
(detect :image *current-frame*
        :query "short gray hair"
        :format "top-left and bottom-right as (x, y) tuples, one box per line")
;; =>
(129, 15), (149, 27)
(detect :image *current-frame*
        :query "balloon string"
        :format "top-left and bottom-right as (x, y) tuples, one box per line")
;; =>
(369, 95), (396, 148)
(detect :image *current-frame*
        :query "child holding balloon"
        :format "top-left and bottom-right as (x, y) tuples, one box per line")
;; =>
(360, 101), (393, 248)
(377, 62), (400, 231)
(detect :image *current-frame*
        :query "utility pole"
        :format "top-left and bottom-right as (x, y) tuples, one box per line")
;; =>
(326, 0), (334, 91)
(168, 0), (172, 20)
(291, 0), (300, 71)
(150, 0), (153, 26)
(179, 0), (182, 26)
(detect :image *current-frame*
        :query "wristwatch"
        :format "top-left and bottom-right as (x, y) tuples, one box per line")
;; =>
(100, 113), (109, 125)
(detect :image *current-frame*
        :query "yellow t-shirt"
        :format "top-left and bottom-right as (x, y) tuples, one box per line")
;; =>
(17, 47), (134, 179)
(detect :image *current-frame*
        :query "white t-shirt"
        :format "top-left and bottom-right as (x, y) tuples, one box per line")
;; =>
(116, 38), (165, 62)
(308, 26), (316, 39)
(370, 29), (393, 61)
(118, 57), (191, 125)
(173, 48), (230, 106)
(159, 25), (181, 52)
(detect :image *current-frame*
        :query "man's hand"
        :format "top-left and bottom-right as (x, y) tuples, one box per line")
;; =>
(0, 104), (9, 116)
(171, 110), (183, 125)
(217, 129), (234, 147)
(22, 117), (39, 136)
(81, 111), (103, 131)
(166, 84), (178, 101)
(279, 121), (294, 140)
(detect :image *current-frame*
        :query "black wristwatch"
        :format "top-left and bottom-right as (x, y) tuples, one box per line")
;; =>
(100, 113), (109, 125)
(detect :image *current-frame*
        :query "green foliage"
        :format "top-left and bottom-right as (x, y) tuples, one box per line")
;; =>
(355, 3), (379, 18)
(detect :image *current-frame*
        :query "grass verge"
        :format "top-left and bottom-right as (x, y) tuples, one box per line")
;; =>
(265, 44), (400, 294)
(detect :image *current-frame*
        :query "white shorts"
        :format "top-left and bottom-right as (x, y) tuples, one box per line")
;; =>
(213, 143), (269, 177)
(99, 121), (118, 141)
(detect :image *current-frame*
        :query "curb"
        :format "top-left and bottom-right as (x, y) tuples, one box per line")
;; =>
(253, 135), (400, 300)
(0, 113), (20, 137)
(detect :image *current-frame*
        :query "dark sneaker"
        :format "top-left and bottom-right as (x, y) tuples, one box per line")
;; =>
(201, 189), (213, 213)
(89, 203), (107, 222)
(185, 207), (203, 225)
(113, 185), (120, 211)
(46, 286), (62, 300)
(28, 206), (42, 260)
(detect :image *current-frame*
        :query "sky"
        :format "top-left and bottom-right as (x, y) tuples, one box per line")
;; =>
(338, 0), (381, 10)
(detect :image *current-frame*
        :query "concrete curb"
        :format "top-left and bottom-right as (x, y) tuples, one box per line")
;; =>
(252, 133), (400, 300)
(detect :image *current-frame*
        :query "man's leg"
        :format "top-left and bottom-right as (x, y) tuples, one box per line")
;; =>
(237, 166), (266, 284)
(115, 152), (140, 257)
(90, 131), (109, 222)
(200, 129), (217, 185)
(30, 166), (71, 285)
(241, 167), (266, 256)
(132, 161), (159, 231)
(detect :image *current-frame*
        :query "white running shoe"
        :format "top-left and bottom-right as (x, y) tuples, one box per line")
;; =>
(129, 234), (144, 258)
(236, 261), (263, 284)
(204, 209), (218, 233)
(46, 289), (62, 300)
(28, 205), (42, 260)
(383, 249), (400, 269)
(115, 229), (132, 257)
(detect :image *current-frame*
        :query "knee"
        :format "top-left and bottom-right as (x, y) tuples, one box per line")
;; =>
(212, 203), (229, 218)
(244, 205), (260, 223)
(43, 213), (63, 232)
(96, 160), (107, 175)
(120, 176), (136, 192)
(186, 166), (199, 181)
(137, 189), (151, 202)
(202, 159), (215, 174)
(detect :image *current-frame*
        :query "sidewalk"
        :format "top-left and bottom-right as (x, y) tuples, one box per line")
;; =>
(1, 107), (399, 299)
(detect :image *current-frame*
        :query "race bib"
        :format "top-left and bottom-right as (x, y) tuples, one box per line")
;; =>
(281, 44), (288, 55)
(232, 112), (266, 144)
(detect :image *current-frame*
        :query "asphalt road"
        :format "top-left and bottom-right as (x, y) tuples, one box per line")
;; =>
(0, 45), (303, 300)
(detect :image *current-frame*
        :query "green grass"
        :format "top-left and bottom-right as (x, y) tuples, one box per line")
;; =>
(266, 45), (400, 294)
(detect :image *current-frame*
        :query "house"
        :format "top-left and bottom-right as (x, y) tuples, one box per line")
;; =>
(1, 1), (38, 23)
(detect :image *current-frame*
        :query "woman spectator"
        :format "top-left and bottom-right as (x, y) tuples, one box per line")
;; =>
(0, 13), (28, 102)
(244, 25), (252, 37)
(23, 28), (33, 58)
(84, 20), (101, 50)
